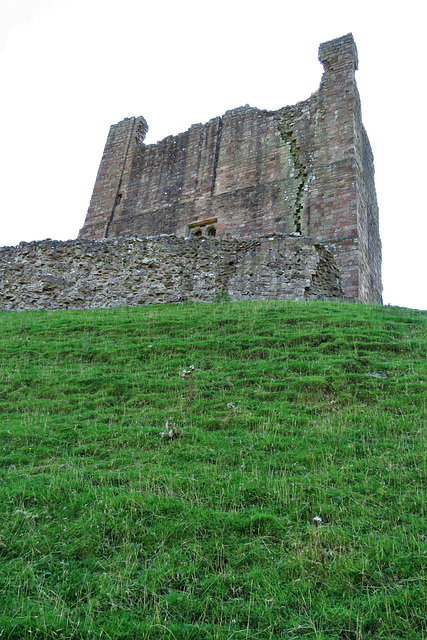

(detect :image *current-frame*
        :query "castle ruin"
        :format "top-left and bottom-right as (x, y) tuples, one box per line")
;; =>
(79, 33), (382, 305)
(0, 34), (382, 311)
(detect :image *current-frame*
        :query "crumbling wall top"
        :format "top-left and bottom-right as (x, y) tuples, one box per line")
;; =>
(318, 33), (358, 73)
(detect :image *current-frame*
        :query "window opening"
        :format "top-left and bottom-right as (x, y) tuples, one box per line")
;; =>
(187, 217), (218, 238)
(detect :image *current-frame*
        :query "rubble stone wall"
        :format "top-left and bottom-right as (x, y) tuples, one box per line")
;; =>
(0, 235), (344, 311)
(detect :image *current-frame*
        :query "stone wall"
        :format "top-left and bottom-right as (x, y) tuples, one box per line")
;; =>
(78, 34), (382, 305)
(0, 235), (344, 311)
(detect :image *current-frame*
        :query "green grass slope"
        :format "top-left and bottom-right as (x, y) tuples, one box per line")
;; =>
(0, 300), (426, 639)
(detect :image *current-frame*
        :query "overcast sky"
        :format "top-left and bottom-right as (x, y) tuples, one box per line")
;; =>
(1, 0), (425, 309)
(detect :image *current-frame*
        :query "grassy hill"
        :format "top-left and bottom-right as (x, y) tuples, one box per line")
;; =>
(0, 300), (425, 639)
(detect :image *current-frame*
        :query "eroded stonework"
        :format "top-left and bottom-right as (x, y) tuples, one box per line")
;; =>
(78, 33), (382, 304)
(0, 235), (344, 311)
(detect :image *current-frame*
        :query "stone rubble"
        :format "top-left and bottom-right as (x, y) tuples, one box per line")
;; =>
(0, 234), (344, 311)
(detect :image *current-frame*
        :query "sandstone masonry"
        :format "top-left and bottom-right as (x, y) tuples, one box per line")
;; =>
(78, 33), (382, 305)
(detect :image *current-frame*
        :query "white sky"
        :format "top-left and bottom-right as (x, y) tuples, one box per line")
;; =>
(1, 0), (425, 310)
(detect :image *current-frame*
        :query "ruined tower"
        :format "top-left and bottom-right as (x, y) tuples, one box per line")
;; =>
(79, 33), (382, 304)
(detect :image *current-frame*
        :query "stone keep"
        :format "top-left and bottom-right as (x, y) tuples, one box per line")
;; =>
(79, 33), (382, 304)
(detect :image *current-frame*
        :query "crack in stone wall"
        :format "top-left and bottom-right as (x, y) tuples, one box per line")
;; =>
(277, 125), (307, 234)
(210, 116), (223, 197)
